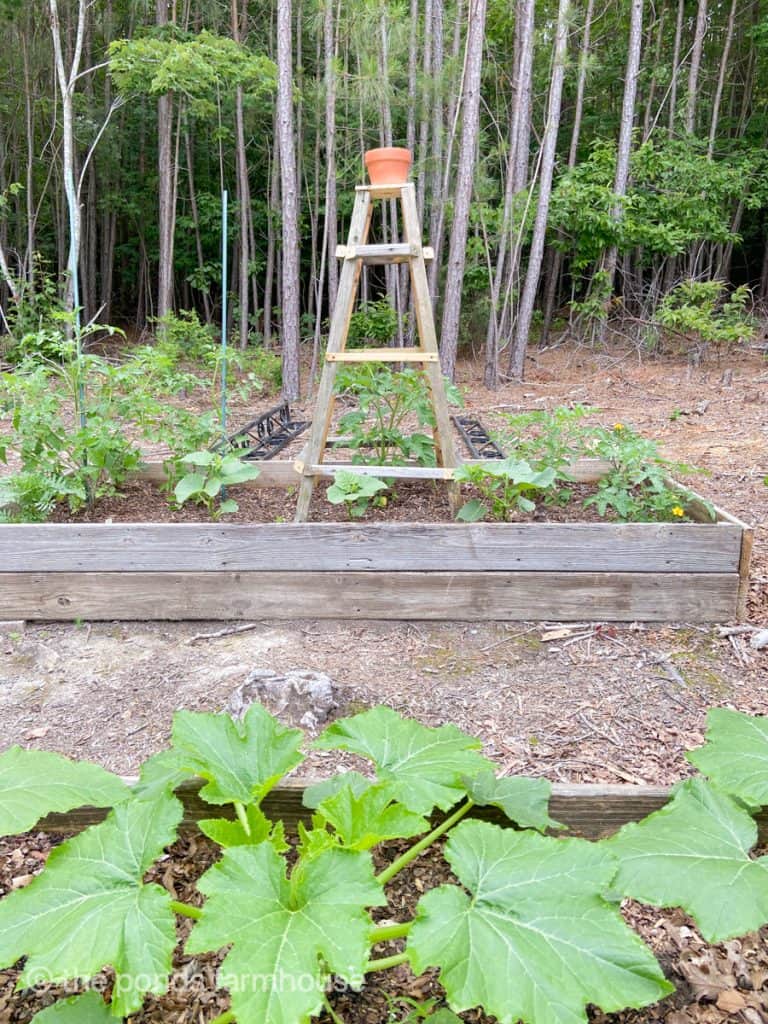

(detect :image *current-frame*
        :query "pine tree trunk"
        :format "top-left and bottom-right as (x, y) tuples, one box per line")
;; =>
(277, 0), (301, 399)
(508, 0), (571, 379)
(324, 0), (338, 313)
(232, 0), (251, 349)
(156, 0), (175, 321)
(685, 0), (708, 135)
(602, 0), (643, 294)
(707, 0), (737, 158)
(439, 0), (487, 380)
(668, 0), (684, 134)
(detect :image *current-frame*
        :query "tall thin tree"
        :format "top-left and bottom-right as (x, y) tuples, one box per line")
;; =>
(277, 0), (301, 399)
(439, 0), (487, 380)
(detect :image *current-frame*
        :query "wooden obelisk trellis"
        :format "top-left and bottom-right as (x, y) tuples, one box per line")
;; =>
(295, 182), (460, 521)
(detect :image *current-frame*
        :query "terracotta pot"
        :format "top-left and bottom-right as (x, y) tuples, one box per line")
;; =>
(364, 147), (412, 185)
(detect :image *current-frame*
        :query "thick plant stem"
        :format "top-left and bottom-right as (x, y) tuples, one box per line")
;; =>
(364, 951), (410, 973)
(323, 993), (346, 1024)
(235, 801), (251, 836)
(369, 920), (412, 943)
(170, 899), (202, 920)
(376, 800), (474, 886)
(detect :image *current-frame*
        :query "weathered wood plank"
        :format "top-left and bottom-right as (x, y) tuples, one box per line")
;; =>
(0, 522), (742, 573)
(0, 570), (738, 621)
(33, 777), (768, 841)
(131, 457), (616, 489)
(326, 348), (438, 362)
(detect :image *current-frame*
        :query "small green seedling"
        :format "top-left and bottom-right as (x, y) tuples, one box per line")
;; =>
(174, 450), (261, 518)
(327, 469), (388, 518)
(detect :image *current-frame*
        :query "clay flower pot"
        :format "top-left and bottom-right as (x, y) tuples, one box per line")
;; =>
(364, 147), (412, 185)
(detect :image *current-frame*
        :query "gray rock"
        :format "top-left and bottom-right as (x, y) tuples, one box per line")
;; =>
(226, 669), (338, 732)
(749, 629), (768, 651)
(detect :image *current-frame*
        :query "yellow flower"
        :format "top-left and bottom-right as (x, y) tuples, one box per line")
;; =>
(672, 506), (685, 517)
(613, 422), (625, 432)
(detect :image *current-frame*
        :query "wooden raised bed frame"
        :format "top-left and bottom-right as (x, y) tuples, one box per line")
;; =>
(32, 777), (768, 841)
(0, 458), (752, 623)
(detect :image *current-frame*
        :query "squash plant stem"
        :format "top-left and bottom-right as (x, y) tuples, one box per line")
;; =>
(376, 799), (474, 886)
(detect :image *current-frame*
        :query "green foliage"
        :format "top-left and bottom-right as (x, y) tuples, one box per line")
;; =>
(657, 280), (755, 346)
(0, 793), (183, 1016)
(109, 30), (276, 118)
(0, 355), (146, 519)
(0, 706), (767, 1023)
(454, 457), (558, 521)
(173, 449), (261, 517)
(686, 707), (768, 807)
(348, 299), (401, 348)
(29, 992), (112, 1023)
(326, 469), (388, 518)
(0, 747), (128, 837)
(607, 777), (768, 942)
(314, 706), (492, 815)
(586, 423), (708, 522)
(549, 138), (756, 271)
(334, 364), (462, 467)
(409, 821), (672, 1024)
(496, 404), (594, 504)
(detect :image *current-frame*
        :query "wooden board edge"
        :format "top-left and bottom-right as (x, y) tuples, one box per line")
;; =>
(31, 777), (768, 841)
(737, 525), (755, 622)
(0, 570), (740, 622)
(131, 456), (615, 489)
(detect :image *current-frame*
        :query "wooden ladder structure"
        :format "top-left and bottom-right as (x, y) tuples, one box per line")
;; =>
(295, 181), (460, 522)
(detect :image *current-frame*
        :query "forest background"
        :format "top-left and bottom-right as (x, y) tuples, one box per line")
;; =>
(0, 0), (766, 400)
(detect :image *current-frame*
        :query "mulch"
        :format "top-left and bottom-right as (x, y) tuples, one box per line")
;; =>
(1, 830), (766, 1024)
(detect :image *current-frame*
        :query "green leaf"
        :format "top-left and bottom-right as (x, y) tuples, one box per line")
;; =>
(456, 498), (486, 522)
(29, 992), (113, 1023)
(314, 707), (491, 815)
(463, 770), (562, 833)
(181, 449), (215, 466)
(221, 462), (261, 484)
(302, 771), (373, 808)
(606, 777), (768, 942)
(171, 704), (304, 806)
(686, 708), (768, 807)
(218, 497), (239, 514)
(0, 793), (183, 1016)
(408, 820), (671, 1024)
(199, 805), (288, 851)
(203, 475), (223, 497)
(174, 471), (205, 504)
(187, 843), (385, 1024)
(0, 747), (129, 837)
(428, 1012), (463, 1024)
(317, 782), (429, 850)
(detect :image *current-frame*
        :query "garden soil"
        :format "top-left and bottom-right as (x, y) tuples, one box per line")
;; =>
(1, 342), (767, 1022)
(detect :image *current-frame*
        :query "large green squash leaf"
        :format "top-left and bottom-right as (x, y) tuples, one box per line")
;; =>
(171, 703), (304, 805)
(408, 820), (671, 1024)
(0, 793), (182, 1017)
(0, 747), (129, 837)
(316, 781), (429, 849)
(187, 843), (385, 1024)
(30, 992), (113, 1022)
(686, 708), (768, 807)
(314, 707), (490, 814)
(606, 777), (768, 942)
(463, 769), (561, 833)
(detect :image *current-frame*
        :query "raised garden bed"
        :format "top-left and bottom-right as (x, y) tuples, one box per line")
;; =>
(0, 459), (752, 623)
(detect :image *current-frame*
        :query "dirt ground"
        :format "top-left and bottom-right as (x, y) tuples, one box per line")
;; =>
(1, 342), (767, 1023)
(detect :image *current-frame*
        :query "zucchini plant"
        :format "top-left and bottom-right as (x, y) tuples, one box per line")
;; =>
(0, 706), (766, 1024)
